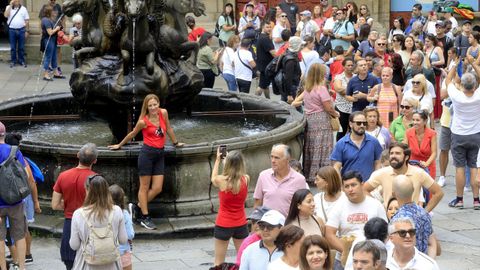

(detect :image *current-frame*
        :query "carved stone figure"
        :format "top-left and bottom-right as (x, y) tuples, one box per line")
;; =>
(62, 0), (204, 140)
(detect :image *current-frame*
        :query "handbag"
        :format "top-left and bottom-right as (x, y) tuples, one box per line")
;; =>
(330, 115), (340, 131)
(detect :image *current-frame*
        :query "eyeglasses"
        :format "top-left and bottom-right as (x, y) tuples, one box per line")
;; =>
(411, 81), (421, 85)
(400, 105), (411, 110)
(258, 223), (278, 231)
(377, 43), (386, 46)
(392, 229), (416, 238)
(336, 12), (344, 16)
(352, 121), (368, 126)
(155, 127), (164, 137)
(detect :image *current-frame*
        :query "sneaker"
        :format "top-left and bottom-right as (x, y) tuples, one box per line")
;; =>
(25, 254), (33, 264)
(8, 263), (19, 270)
(474, 201), (480, 210)
(448, 198), (464, 208)
(437, 176), (446, 187)
(139, 216), (157, 230)
(5, 254), (13, 263)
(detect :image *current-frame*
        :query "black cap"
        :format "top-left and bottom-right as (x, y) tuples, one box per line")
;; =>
(463, 20), (472, 26)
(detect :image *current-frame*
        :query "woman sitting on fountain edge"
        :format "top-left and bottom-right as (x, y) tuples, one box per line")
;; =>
(108, 94), (184, 230)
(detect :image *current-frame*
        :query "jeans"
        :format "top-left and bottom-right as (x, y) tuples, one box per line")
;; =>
(43, 37), (58, 71)
(9, 27), (26, 65)
(222, 73), (237, 91)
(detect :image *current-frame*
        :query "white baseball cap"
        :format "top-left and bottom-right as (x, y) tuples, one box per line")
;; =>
(258, 210), (285, 226)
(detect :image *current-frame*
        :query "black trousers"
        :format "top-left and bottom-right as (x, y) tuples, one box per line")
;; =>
(236, 79), (251, 93)
(200, 69), (216, 88)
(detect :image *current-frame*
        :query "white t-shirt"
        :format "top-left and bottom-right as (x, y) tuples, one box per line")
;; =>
(425, 21), (437, 35)
(234, 49), (254, 82)
(221, 47), (235, 76)
(326, 196), (387, 260)
(403, 79), (436, 98)
(447, 83), (480, 135)
(323, 18), (336, 31)
(272, 24), (286, 51)
(7, 5), (29, 29)
(299, 50), (320, 75)
(403, 90), (434, 113)
(313, 191), (347, 223)
(449, 16), (459, 29)
(296, 20), (320, 40)
(268, 258), (299, 270)
(386, 247), (440, 270)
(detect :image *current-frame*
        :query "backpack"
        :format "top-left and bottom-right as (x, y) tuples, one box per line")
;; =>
(25, 157), (44, 183)
(0, 146), (30, 204)
(214, 15), (226, 37)
(265, 53), (297, 95)
(81, 208), (120, 265)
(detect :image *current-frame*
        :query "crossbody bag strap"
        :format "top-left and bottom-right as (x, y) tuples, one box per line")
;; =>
(320, 193), (328, 223)
(7, 5), (22, 27)
(237, 50), (253, 72)
(1, 145), (18, 166)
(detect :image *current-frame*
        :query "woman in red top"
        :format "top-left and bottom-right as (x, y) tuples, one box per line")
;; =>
(108, 94), (183, 230)
(211, 147), (249, 267)
(403, 109), (437, 179)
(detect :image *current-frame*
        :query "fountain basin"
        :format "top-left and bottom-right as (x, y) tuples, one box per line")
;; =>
(0, 89), (305, 217)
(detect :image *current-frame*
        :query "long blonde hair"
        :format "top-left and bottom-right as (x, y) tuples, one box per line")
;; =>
(83, 175), (114, 222)
(305, 63), (326, 92)
(222, 150), (246, 194)
(139, 94), (160, 120)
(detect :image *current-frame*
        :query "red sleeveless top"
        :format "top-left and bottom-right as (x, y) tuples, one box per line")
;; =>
(216, 176), (248, 227)
(142, 111), (167, 148)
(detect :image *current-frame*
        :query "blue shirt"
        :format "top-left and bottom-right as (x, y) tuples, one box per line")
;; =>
(331, 20), (355, 51)
(346, 73), (379, 112)
(330, 133), (382, 181)
(392, 202), (432, 254)
(240, 240), (283, 270)
(0, 143), (26, 207)
(119, 209), (135, 255)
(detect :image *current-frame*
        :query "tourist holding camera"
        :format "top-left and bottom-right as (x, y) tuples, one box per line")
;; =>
(211, 146), (249, 267)
(108, 94), (184, 230)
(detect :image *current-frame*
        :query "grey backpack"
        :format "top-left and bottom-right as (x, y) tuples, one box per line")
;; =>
(0, 146), (30, 204)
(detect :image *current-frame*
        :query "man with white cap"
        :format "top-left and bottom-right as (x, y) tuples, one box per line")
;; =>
(239, 210), (285, 270)
(235, 206), (270, 266)
(0, 121), (28, 270)
(296, 10), (320, 41)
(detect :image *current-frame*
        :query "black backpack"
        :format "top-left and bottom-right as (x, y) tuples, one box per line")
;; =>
(214, 15), (227, 37)
(0, 146), (30, 204)
(265, 54), (297, 95)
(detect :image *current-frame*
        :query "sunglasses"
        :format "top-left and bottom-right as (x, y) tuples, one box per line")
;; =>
(352, 121), (368, 126)
(392, 229), (416, 238)
(411, 81), (421, 85)
(280, 15), (287, 17)
(400, 105), (411, 110)
(155, 127), (164, 137)
(377, 43), (386, 46)
(258, 223), (278, 231)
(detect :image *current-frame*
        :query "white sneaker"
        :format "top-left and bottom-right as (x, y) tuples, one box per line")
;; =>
(437, 176), (446, 187)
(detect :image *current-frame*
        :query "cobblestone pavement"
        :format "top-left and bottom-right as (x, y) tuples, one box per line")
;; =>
(1, 63), (480, 270)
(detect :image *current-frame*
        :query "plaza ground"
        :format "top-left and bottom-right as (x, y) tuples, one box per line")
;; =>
(0, 61), (480, 270)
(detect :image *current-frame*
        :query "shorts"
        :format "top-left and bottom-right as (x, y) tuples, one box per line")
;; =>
(451, 132), (480, 168)
(214, 224), (249, 241)
(121, 251), (132, 267)
(138, 144), (165, 176)
(439, 126), (452, 151)
(258, 71), (271, 90)
(24, 194), (34, 223)
(0, 203), (27, 242)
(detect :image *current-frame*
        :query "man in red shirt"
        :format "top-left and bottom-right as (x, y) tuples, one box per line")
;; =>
(51, 143), (98, 270)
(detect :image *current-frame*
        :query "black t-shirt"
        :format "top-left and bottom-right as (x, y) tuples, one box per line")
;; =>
(279, 1), (299, 28)
(256, 33), (274, 70)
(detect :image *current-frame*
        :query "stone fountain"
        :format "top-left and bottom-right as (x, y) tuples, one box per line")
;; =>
(0, 0), (305, 219)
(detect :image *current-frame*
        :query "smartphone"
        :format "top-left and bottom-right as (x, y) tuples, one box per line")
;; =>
(220, 145), (227, 159)
(389, 112), (394, 123)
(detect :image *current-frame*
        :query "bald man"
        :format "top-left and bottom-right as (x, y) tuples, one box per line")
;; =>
(391, 175), (437, 258)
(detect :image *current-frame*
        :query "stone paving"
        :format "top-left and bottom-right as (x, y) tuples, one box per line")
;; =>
(0, 62), (480, 269)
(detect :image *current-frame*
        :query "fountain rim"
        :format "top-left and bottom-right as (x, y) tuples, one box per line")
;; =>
(0, 89), (306, 157)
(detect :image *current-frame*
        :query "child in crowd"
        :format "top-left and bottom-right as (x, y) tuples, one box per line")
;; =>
(109, 184), (135, 270)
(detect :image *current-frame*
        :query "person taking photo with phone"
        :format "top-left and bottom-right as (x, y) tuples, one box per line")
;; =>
(211, 146), (250, 267)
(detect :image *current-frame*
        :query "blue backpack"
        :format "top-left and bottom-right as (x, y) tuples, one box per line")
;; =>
(26, 157), (44, 183)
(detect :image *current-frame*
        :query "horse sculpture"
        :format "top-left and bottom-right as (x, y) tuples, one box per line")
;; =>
(120, 0), (156, 75)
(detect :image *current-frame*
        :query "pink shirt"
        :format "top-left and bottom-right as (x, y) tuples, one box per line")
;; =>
(236, 234), (261, 265)
(303, 86), (332, 114)
(253, 168), (307, 217)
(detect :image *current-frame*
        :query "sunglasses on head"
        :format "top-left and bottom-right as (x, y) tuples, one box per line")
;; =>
(352, 121), (367, 126)
(400, 105), (411, 109)
(85, 174), (103, 189)
(392, 229), (416, 238)
(155, 127), (164, 137)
